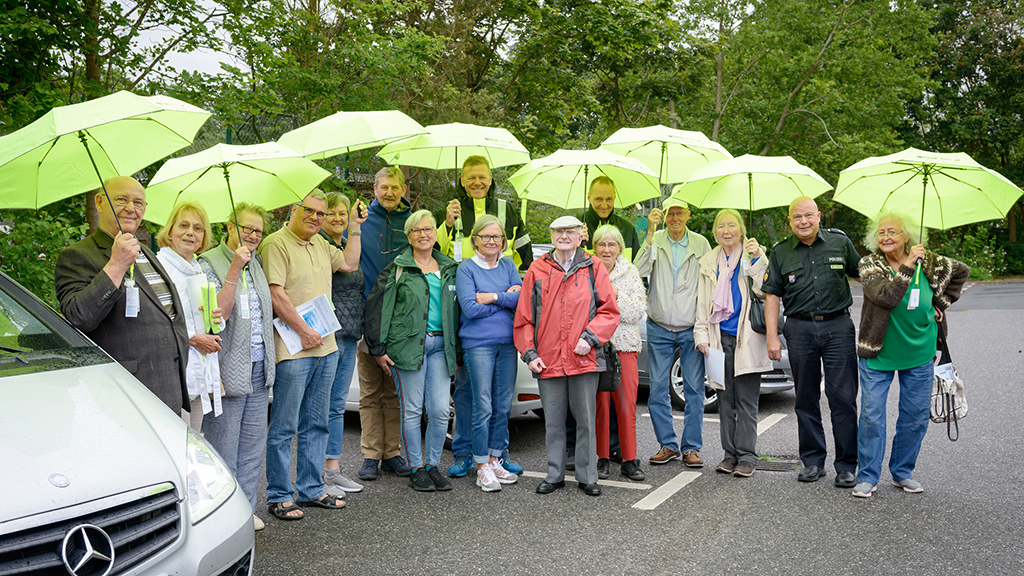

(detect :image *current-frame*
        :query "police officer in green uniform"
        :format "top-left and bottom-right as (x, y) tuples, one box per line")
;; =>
(436, 155), (533, 478)
(763, 196), (860, 488)
(580, 176), (642, 262)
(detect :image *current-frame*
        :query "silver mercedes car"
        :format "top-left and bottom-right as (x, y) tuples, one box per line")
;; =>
(0, 271), (254, 576)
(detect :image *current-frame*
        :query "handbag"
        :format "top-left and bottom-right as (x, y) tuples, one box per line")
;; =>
(931, 327), (966, 441)
(597, 341), (621, 392)
(746, 275), (769, 334)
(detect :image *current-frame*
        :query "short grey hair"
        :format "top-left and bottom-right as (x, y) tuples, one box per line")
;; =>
(471, 214), (507, 252)
(404, 209), (436, 235)
(375, 166), (405, 187)
(864, 210), (927, 253)
(592, 224), (624, 251)
(305, 188), (328, 204)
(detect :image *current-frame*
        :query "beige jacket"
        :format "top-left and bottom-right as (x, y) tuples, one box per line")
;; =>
(693, 246), (772, 382)
(634, 228), (711, 331)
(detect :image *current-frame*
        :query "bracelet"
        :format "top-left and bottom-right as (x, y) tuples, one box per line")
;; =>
(349, 231), (361, 236)
(225, 279), (238, 286)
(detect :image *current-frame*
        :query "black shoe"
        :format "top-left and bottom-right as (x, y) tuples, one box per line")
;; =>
(597, 458), (610, 479)
(834, 470), (856, 488)
(609, 448), (623, 464)
(797, 465), (826, 483)
(578, 483), (601, 496)
(565, 453), (575, 471)
(409, 468), (436, 492)
(536, 480), (565, 494)
(621, 459), (646, 481)
(426, 466), (453, 491)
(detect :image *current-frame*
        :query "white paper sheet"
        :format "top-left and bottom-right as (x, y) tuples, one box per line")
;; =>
(273, 294), (342, 355)
(704, 346), (726, 390)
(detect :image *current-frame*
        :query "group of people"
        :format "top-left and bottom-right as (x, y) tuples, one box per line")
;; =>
(53, 158), (970, 532)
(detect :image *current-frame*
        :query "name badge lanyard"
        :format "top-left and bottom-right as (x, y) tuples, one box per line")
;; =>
(124, 264), (140, 318)
(908, 260), (922, 310)
(239, 266), (251, 319)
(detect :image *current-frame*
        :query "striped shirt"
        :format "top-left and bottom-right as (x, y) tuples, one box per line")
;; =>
(135, 252), (176, 319)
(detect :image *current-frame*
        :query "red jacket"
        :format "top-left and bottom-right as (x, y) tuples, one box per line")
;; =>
(514, 249), (620, 379)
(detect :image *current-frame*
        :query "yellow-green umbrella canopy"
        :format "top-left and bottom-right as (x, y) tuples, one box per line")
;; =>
(509, 148), (661, 211)
(278, 110), (427, 160)
(671, 154), (831, 214)
(377, 123), (530, 170)
(600, 125), (732, 184)
(0, 91), (210, 210)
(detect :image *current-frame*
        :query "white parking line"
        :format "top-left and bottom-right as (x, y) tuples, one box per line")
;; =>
(631, 471), (702, 510)
(756, 413), (786, 435)
(520, 471), (651, 490)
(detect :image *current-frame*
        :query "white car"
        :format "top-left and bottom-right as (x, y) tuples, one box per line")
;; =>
(0, 271), (254, 576)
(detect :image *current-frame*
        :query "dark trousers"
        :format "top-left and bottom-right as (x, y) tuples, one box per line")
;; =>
(783, 314), (859, 473)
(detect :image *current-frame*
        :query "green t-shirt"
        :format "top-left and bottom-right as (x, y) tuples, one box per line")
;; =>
(866, 271), (937, 371)
(426, 271), (443, 333)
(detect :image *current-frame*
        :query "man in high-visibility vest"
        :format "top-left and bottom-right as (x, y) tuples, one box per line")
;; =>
(580, 176), (642, 262)
(437, 155), (533, 480)
(436, 156), (533, 271)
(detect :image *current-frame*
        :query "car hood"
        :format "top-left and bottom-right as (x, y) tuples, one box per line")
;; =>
(0, 362), (185, 523)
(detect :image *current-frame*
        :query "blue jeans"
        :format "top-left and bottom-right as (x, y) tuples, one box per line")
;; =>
(326, 338), (358, 460)
(394, 335), (450, 469)
(202, 361), (269, 512)
(464, 344), (517, 464)
(450, 367), (473, 459)
(266, 351), (339, 503)
(856, 358), (932, 485)
(645, 319), (705, 453)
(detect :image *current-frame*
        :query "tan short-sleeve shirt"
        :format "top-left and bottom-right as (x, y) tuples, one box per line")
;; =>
(259, 225), (345, 362)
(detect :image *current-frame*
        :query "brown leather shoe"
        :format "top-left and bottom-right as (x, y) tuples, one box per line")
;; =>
(716, 458), (737, 474)
(649, 447), (682, 465)
(733, 460), (755, 477)
(682, 449), (704, 468)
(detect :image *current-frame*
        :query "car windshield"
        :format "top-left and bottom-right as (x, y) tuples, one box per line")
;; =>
(0, 281), (111, 376)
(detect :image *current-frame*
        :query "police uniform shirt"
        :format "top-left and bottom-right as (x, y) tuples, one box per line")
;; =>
(762, 229), (860, 317)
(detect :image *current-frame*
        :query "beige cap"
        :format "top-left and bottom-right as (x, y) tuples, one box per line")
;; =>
(662, 197), (689, 212)
(549, 215), (584, 229)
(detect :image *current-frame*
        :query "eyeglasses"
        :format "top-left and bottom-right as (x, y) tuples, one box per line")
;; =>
(409, 226), (435, 236)
(297, 204), (327, 220)
(475, 234), (504, 243)
(239, 225), (263, 238)
(876, 229), (904, 239)
(551, 228), (579, 237)
(112, 196), (147, 210)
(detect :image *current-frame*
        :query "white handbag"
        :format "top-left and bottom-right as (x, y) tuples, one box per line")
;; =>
(931, 329), (966, 441)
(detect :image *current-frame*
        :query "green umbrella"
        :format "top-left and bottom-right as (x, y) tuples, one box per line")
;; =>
(277, 110), (427, 160)
(376, 122), (530, 170)
(144, 142), (331, 226)
(600, 125), (733, 184)
(509, 148), (661, 211)
(0, 91), (210, 219)
(833, 147), (1023, 235)
(670, 154), (832, 227)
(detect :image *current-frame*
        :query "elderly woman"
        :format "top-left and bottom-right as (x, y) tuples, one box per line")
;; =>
(852, 212), (969, 498)
(155, 201), (221, 431)
(455, 214), (523, 492)
(514, 216), (619, 497)
(591, 224), (646, 482)
(694, 209), (771, 478)
(198, 202), (277, 528)
(365, 209), (460, 492)
(318, 192), (367, 495)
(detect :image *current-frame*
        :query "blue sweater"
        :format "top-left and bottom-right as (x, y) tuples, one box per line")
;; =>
(455, 257), (522, 348)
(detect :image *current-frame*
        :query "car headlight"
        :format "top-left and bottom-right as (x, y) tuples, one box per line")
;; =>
(186, 427), (236, 524)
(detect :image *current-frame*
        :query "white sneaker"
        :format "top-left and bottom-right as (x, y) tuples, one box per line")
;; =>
(489, 461), (518, 484)
(322, 469), (364, 493)
(253, 514), (265, 531)
(476, 465), (501, 492)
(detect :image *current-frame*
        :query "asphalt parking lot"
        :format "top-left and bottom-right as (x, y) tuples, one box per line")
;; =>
(251, 280), (1024, 575)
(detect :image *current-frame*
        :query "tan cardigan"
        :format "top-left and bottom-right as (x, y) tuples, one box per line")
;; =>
(694, 246), (772, 384)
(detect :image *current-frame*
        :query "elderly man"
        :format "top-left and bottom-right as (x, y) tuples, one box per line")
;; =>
(438, 155), (533, 479)
(581, 176), (642, 262)
(356, 167), (414, 482)
(635, 198), (712, 467)
(259, 189), (365, 519)
(55, 176), (190, 414)
(763, 196), (860, 487)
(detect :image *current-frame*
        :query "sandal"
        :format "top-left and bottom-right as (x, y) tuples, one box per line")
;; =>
(268, 501), (304, 521)
(296, 494), (346, 509)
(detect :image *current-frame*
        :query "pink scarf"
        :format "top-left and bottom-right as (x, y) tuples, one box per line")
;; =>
(708, 245), (743, 325)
